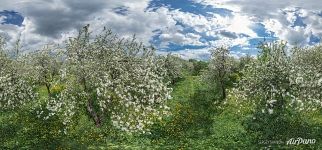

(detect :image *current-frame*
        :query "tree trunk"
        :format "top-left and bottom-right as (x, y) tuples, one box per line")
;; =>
(222, 85), (226, 100)
(87, 99), (101, 127)
(82, 77), (102, 127)
(45, 83), (51, 95)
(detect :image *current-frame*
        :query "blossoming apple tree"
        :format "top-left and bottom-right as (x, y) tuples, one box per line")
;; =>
(0, 37), (36, 110)
(26, 45), (62, 96)
(39, 25), (172, 133)
(207, 46), (235, 100)
(233, 42), (322, 114)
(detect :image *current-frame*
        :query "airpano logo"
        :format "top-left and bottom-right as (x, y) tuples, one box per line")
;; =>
(286, 137), (316, 145)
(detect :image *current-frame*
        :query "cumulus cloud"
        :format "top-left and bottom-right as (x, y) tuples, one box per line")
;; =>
(0, 0), (170, 47)
(203, 0), (322, 17)
(1, 0), (203, 50)
(158, 48), (211, 60)
(0, 0), (322, 59)
(210, 37), (249, 48)
(202, 0), (322, 46)
(0, 15), (5, 23)
(23, 0), (104, 37)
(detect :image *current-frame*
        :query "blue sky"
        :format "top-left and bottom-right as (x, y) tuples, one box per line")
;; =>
(0, 10), (24, 26)
(0, 0), (322, 60)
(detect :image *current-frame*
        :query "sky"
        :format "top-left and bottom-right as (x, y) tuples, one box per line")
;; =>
(0, 0), (322, 60)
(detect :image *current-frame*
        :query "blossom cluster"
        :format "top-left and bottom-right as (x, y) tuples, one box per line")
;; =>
(38, 27), (172, 133)
(233, 42), (322, 114)
(0, 51), (36, 110)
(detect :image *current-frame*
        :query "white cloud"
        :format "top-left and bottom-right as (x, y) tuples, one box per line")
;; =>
(1, 0), (322, 60)
(209, 37), (249, 48)
(0, 16), (60, 52)
(165, 8), (257, 48)
(158, 48), (211, 60)
(206, 0), (322, 16)
(0, 0), (175, 48)
(0, 16), (5, 23)
(158, 32), (204, 48)
(1, 0), (207, 50)
(91, 6), (175, 44)
(200, 0), (322, 45)
(0, 23), (24, 49)
(230, 51), (249, 58)
(261, 8), (322, 45)
(225, 13), (257, 37)
(304, 13), (322, 36)
(170, 10), (213, 33)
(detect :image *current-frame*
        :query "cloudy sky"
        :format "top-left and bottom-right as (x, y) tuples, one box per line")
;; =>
(0, 0), (322, 60)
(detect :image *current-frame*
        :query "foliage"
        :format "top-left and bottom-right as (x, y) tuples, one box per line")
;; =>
(235, 42), (322, 114)
(0, 37), (36, 110)
(206, 46), (237, 100)
(25, 45), (62, 96)
(163, 54), (185, 85)
(35, 26), (172, 134)
(1, 28), (322, 149)
(188, 59), (208, 76)
(231, 41), (322, 147)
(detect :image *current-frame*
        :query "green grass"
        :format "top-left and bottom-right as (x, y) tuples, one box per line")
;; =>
(170, 76), (200, 104)
(36, 85), (49, 101)
(1, 75), (322, 149)
(102, 75), (322, 149)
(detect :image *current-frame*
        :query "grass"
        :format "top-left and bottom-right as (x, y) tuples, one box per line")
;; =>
(170, 76), (200, 104)
(1, 75), (322, 149)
